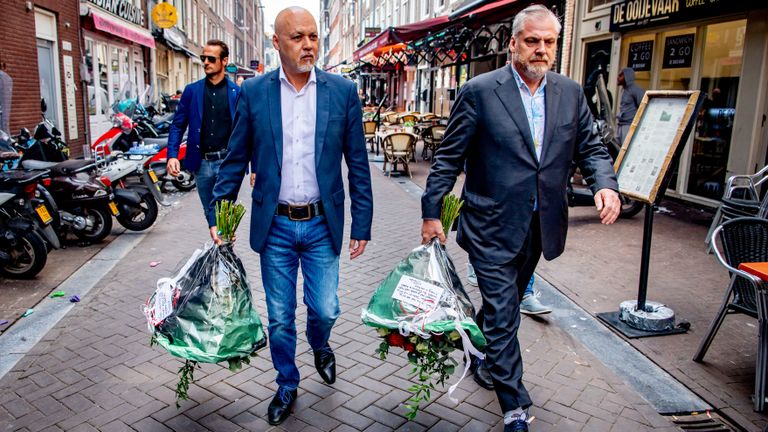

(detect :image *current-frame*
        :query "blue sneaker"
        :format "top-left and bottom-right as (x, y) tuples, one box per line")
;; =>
(504, 419), (529, 431)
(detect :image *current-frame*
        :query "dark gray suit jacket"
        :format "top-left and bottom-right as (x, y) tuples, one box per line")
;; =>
(422, 65), (618, 263)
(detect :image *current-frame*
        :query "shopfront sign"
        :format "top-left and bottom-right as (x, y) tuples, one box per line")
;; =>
(87, 0), (146, 27)
(628, 41), (653, 71)
(610, 0), (757, 32)
(662, 34), (694, 69)
(151, 2), (177, 29)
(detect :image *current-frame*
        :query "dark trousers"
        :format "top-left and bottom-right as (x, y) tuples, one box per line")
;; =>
(471, 214), (542, 412)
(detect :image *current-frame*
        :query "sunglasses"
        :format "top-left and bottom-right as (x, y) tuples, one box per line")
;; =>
(200, 55), (219, 63)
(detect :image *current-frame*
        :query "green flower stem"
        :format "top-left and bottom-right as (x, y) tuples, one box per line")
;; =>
(440, 194), (464, 235)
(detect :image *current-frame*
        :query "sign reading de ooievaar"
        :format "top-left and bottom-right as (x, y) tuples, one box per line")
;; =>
(610, 0), (760, 32)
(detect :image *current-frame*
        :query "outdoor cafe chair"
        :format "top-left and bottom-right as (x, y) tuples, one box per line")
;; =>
(382, 133), (415, 178)
(420, 113), (438, 121)
(693, 217), (768, 411)
(363, 120), (378, 153)
(706, 164), (768, 251)
(383, 112), (399, 124)
(398, 114), (417, 124)
(422, 125), (446, 161)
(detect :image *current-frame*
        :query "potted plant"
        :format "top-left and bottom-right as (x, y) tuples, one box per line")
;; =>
(403, 120), (415, 134)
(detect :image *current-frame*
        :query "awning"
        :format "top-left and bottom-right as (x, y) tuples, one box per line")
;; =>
(354, 29), (393, 61)
(456, 0), (523, 23)
(353, 15), (452, 61)
(88, 8), (155, 48)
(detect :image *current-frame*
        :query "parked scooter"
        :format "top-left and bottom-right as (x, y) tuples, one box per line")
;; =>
(0, 168), (51, 278)
(91, 84), (195, 192)
(20, 156), (118, 243)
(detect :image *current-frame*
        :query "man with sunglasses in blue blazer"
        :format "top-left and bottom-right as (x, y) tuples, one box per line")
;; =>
(167, 39), (240, 226)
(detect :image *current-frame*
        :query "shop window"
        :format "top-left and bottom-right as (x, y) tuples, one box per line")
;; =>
(619, 34), (653, 92)
(588, 0), (613, 11)
(688, 20), (746, 200)
(658, 28), (696, 91)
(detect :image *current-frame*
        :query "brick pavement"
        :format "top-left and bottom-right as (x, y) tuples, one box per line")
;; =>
(0, 164), (681, 431)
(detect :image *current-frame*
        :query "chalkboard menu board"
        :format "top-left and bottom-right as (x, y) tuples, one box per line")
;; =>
(662, 34), (695, 69)
(628, 41), (653, 71)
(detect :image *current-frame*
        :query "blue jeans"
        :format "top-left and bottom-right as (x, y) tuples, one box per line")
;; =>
(195, 159), (223, 226)
(260, 214), (340, 390)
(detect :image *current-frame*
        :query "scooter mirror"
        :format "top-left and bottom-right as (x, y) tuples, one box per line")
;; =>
(41, 98), (47, 114)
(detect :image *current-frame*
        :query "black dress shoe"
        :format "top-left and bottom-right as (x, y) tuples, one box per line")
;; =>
(470, 356), (495, 390)
(314, 345), (336, 384)
(504, 419), (529, 432)
(267, 388), (297, 425)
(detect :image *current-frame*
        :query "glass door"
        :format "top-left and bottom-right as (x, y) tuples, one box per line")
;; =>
(688, 20), (746, 200)
(36, 39), (60, 130)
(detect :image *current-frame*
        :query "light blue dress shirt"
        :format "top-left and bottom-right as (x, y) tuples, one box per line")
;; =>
(509, 64), (546, 161)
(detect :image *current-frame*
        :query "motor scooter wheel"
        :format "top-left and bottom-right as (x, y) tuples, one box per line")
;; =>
(116, 191), (158, 231)
(619, 195), (645, 219)
(172, 170), (196, 191)
(0, 230), (48, 279)
(73, 206), (113, 243)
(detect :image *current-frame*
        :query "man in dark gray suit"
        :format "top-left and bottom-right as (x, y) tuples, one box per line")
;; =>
(420, 5), (620, 431)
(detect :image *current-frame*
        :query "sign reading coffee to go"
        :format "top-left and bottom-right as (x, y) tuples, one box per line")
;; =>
(662, 34), (694, 69)
(87, 0), (146, 27)
(610, 0), (757, 32)
(628, 41), (653, 71)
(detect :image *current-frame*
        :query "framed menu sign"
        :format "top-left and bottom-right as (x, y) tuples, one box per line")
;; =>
(614, 91), (702, 203)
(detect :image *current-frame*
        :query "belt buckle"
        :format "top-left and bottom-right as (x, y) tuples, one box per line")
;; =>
(288, 205), (312, 221)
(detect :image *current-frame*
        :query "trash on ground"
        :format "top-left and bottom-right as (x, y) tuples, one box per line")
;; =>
(150, 261), (161, 267)
(50, 291), (65, 298)
(21, 309), (33, 317)
(69, 296), (80, 303)
(0, 319), (8, 326)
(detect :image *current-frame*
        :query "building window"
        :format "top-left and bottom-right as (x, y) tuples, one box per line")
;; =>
(235, 1), (244, 28)
(588, 0), (614, 12)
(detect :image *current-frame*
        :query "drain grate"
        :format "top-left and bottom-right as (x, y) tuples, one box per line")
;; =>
(666, 412), (736, 432)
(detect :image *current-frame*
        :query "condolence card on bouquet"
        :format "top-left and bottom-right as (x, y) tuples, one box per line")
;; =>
(143, 201), (266, 406)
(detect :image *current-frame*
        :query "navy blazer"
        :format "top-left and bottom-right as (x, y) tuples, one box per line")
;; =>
(167, 77), (240, 172)
(212, 68), (373, 255)
(422, 66), (618, 263)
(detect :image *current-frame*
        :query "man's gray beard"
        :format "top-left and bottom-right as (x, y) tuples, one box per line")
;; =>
(298, 61), (315, 73)
(514, 56), (550, 82)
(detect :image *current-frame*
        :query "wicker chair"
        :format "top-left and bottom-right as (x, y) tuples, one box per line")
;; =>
(399, 114), (417, 124)
(363, 120), (378, 152)
(382, 133), (415, 178)
(693, 217), (768, 410)
(383, 112), (399, 124)
(706, 165), (768, 251)
(420, 113), (437, 121)
(422, 125), (445, 160)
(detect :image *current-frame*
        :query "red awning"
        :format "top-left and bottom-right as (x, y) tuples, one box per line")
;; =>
(353, 15), (452, 61)
(89, 8), (155, 48)
(354, 29), (393, 61)
(458, 0), (534, 25)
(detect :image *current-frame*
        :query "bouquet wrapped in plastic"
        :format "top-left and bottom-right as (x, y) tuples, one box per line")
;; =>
(361, 195), (486, 419)
(143, 201), (266, 406)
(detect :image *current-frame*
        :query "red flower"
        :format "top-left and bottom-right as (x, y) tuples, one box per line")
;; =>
(404, 343), (416, 353)
(387, 333), (406, 347)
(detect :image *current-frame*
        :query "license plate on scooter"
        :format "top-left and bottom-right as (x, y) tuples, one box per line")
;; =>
(148, 169), (159, 183)
(35, 205), (52, 225)
(109, 201), (120, 216)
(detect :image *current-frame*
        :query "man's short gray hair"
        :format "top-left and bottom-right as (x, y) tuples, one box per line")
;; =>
(511, 4), (562, 37)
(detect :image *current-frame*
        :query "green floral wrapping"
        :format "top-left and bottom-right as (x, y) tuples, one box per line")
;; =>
(361, 239), (486, 350)
(153, 243), (267, 363)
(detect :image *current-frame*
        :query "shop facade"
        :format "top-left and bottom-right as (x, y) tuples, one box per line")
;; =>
(79, 0), (155, 143)
(572, 0), (768, 206)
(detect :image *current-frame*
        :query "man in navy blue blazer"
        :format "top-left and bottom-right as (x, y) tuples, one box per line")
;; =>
(210, 7), (373, 426)
(167, 39), (240, 226)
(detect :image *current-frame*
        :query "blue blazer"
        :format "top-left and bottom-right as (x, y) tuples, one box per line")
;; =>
(212, 68), (373, 255)
(423, 66), (618, 263)
(167, 77), (240, 172)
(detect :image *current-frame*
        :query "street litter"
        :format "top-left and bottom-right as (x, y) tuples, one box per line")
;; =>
(21, 309), (33, 317)
(69, 296), (80, 303)
(50, 291), (65, 298)
(149, 261), (161, 267)
(0, 319), (8, 326)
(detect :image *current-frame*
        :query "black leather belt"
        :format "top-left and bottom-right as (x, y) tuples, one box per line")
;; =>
(276, 202), (324, 221)
(202, 149), (228, 160)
